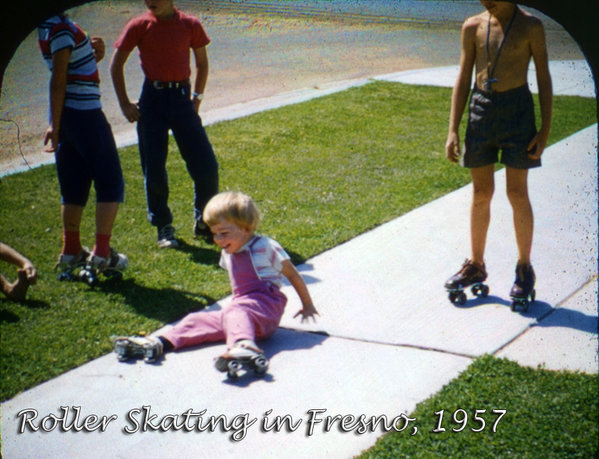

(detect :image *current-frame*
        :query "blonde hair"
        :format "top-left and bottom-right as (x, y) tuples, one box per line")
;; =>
(202, 191), (261, 232)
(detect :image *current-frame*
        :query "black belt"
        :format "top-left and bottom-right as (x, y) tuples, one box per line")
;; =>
(149, 79), (189, 89)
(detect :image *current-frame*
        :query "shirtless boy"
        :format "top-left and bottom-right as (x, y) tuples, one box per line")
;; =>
(444, 1), (552, 306)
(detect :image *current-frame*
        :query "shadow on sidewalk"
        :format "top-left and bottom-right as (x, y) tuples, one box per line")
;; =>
(531, 304), (599, 334)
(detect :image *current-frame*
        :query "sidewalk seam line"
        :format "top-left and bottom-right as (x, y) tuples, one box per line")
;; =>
(279, 327), (476, 360)
(492, 274), (598, 357)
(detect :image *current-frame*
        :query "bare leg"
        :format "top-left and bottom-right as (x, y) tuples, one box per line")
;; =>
(62, 204), (84, 232)
(95, 202), (119, 235)
(506, 167), (533, 265)
(469, 164), (495, 266)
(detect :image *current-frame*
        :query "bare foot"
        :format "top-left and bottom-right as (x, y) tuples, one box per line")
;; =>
(6, 269), (31, 301)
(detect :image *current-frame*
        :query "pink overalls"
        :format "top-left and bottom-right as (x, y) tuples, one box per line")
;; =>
(162, 238), (287, 350)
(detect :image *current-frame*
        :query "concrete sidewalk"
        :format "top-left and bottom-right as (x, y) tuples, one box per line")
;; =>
(1, 65), (597, 458)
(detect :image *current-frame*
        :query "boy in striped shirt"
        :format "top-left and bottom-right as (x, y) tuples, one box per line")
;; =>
(38, 14), (127, 278)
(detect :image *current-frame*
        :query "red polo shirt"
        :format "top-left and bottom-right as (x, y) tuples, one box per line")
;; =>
(114, 8), (210, 82)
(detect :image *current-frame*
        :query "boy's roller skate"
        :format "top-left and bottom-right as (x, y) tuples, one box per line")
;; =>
(215, 340), (269, 379)
(444, 259), (489, 305)
(112, 335), (163, 363)
(78, 248), (128, 286)
(55, 248), (90, 282)
(510, 263), (536, 312)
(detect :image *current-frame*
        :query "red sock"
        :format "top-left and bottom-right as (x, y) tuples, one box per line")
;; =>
(93, 233), (111, 258)
(62, 231), (82, 255)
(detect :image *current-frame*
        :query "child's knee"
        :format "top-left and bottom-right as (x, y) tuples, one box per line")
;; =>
(472, 183), (494, 203)
(506, 182), (529, 205)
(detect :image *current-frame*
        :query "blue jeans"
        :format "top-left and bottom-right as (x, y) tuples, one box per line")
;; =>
(137, 80), (218, 228)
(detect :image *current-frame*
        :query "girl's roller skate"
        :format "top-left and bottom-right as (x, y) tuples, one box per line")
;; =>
(78, 248), (128, 286)
(112, 335), (163, 363)
(510, 263), (536, 312)
(444, 259), (489, 305)
(55, 248), (90, 281)
(215, 340), (269, 379)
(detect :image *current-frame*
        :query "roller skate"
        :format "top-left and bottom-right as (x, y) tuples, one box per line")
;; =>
(444, 259), (489, 305)
(55, 248), (90, 282)
(78, 248), (128, 286)
(214, 340), (269, 379)
(112, 335), (163, 363)
(510, 263), (536, 312)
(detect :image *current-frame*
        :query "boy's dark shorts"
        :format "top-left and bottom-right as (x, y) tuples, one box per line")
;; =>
(463, 85), (540, 169)
(56, 108), (125, 206)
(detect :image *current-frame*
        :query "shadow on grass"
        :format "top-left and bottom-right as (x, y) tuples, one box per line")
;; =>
(174, 238), (221, 265)
(95, 277), (219, 324)
(0, 298), (50, 323)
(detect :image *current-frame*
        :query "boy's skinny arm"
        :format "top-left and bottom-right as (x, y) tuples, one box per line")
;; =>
(446, 19), (475, 161)
(110, 48), (132, 108)
(49, 48), (70, 131)
(192, 46), (209, 96)
(531, 21), (552, 138)
(448, 20), (476, 135)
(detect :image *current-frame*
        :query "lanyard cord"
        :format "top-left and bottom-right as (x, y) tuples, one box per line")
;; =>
(485, 6), (518, 89)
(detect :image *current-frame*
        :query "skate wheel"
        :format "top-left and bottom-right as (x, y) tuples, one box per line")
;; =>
(254, 356), (268, 375)
(530, 289), (536, 303)
(114, 345), (129, 361)
(143, 347), (156, 363)
(480, 285), (489, 297)
(471, 284), (489, 298)
(57, 272), (75, 281)
(227, 360), (241, 379)
(457, 292), (467, 305)
(79, 269), (98, 286)
(510, 298), (528, 312)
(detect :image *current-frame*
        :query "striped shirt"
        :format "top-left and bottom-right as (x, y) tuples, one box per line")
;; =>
(220, 236), (290, 287)
(38, 15), (101, 110)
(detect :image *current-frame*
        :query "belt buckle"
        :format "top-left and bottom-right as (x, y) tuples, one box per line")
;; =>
(152, 80), (164, 90)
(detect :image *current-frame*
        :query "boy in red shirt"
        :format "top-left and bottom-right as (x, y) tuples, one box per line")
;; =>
(111, 0), (218, 248)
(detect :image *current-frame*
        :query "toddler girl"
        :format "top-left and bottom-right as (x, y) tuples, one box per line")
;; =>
(114, 192), (318, 374)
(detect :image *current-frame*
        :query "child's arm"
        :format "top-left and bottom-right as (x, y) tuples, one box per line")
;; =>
(191, 46), (209, 112)
(0, 243), (37, 283)
(43, 47), (70, 153)
(446, 18), (477, 163)
(280, 260), (319, 323)
(90, 36), (105, 62)
(527, 19), (552, 160)
(110, 48), (140, 123)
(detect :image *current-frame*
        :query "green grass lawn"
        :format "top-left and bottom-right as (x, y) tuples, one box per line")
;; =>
(1, 82), (597, 455)
(358, 355), (599, 458)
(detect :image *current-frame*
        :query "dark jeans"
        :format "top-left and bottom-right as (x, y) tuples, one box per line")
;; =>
(57, 108), (124, 205)
(137, 80), (218, 228)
